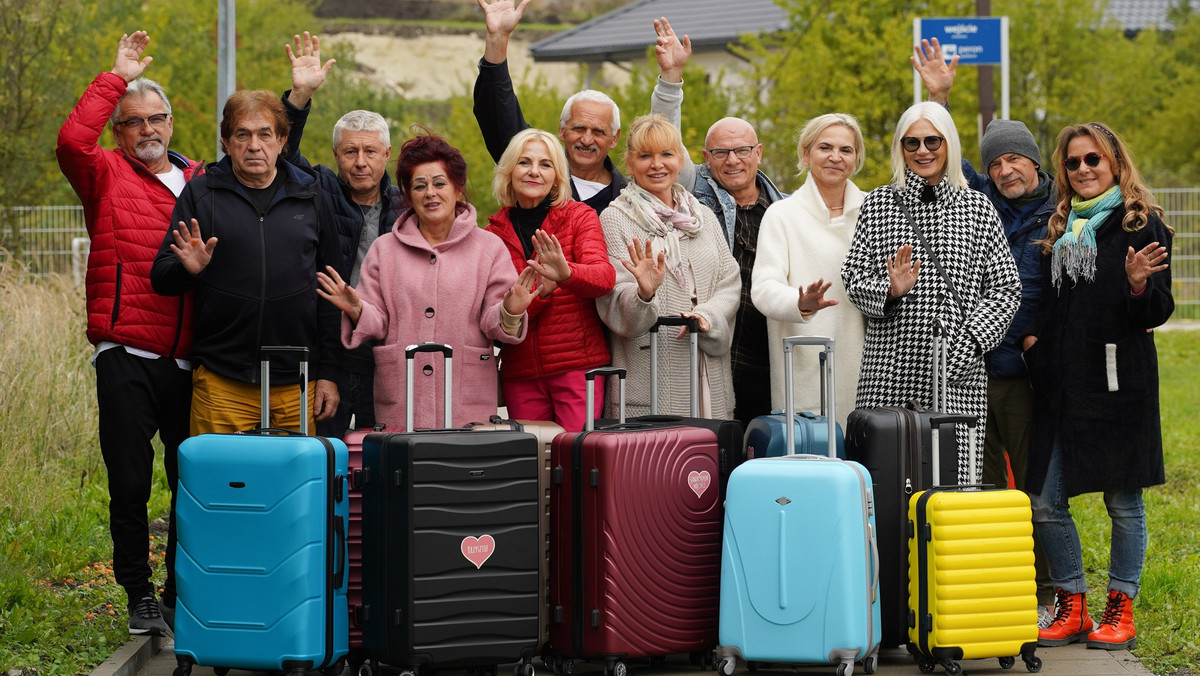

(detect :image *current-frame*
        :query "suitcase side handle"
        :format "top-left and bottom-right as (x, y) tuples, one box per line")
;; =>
(404, 342), (453, 431)
(649, 316), (700, 417)
(930, 414), (977, 488)
(259, 346), (311, 435)
(585, 367), (626, 430)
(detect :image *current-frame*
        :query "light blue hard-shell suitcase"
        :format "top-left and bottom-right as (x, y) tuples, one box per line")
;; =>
(173, 347), (349, 676)
(717, 336), (881, 676)
(743, 337), (845, 459)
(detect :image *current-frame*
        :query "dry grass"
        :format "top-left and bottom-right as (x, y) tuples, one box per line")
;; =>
(0, 259), (102, 522)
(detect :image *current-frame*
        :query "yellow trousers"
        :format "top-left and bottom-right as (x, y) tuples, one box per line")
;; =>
(190, 365), (315, 436)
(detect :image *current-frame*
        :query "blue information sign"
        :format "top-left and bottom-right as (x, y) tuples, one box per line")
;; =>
(918, 17), (1005, 65)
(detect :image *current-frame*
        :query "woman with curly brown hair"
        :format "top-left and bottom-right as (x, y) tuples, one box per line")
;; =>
(1024, 122), (1174, 652)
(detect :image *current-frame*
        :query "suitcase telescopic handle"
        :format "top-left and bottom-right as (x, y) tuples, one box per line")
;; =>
(585, 367), (626, 430)
(405, 342), (453, 431)
(648, 316), (700, 417)
(930, 414), (977, 488)
(258, 346), (310, 435)
(782, 336), (837, 458)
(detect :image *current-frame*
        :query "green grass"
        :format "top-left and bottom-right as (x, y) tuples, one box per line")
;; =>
(0, 261), (1197, 674)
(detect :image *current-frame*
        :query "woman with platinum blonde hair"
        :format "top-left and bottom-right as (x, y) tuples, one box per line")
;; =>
(485, 128), (615, 431)
(751, 113), (867, 427)
(841, 101), (1020, 481)
(597, 114), (740, 419)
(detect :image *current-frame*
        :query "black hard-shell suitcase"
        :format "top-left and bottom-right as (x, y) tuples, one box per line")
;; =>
(845, 326), (959, 649)
(356, 343), (540, 676)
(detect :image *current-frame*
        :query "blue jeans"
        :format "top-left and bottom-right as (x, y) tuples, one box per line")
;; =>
(1029, 436), (1146, 599)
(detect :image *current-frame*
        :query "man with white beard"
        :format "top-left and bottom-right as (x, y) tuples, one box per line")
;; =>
(56, 30), (203, 638)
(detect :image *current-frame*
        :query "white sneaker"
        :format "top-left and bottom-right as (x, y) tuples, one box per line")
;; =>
(1038, 604), (1055, 630)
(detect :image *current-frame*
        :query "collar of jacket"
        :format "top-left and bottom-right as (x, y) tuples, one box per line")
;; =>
(694, 163), (787, 250)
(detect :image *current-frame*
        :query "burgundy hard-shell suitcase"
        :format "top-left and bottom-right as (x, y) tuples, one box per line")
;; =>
(547, 367), (723, 676)
(342, 423), (384, 657)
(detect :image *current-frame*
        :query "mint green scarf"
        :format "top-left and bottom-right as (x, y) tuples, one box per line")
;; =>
(1051, 185), (1122, 288)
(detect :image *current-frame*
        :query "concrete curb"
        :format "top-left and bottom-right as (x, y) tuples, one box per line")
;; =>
(88, 636), (164, 676)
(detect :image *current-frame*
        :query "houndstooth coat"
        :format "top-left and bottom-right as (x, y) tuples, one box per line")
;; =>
(841, 170), (1021, 483)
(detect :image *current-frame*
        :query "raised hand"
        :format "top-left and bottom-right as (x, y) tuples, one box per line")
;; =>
(316, 265), (363, 324)
(112, 31), (153, 83)
(285, 31), (336, 106)
(797, 278), (839, 315)
(623, 237), (666, 302)
(503, 266), (542, 315)
(912, 37), (958, 105)
(167, 219), (217, 275)
(479, 0), (531, 38)
(653, 17), (692, 83)
(886, 244), (921, 299)
(1125, 242), (1169, 293)
(526, 229), (572, 282)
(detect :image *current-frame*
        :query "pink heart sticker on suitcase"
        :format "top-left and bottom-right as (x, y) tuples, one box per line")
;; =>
(688, 470), (711, 498)
(461, 535), (496, 569)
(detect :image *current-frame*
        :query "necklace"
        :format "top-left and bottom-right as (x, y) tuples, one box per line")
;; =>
(828, 204), (844, 211)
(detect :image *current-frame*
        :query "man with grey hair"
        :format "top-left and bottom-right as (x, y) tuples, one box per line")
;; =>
(56, 30), (203, 637)
(649, 18), (787, 426)
(474, 0), (627, 214)
(280, 31), (407, 436)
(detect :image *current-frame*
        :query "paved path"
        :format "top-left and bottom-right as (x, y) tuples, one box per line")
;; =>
(94, 637), (1155, 676)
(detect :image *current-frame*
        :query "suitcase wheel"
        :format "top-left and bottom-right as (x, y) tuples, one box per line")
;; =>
(171, 657), (193, 676)
(999, 656), (1016, 670)
(603, 660), (627, 676)
(836, 661), (853, 676)
(213, 669), (229, 676)
(1023, 654), (1043, 673)
(512, 661), (535, 676)
(717, 657), (736, 676)
(914, 655), (936, 674)
(940, 660), (962, 676)
(863, 653), (878, 675)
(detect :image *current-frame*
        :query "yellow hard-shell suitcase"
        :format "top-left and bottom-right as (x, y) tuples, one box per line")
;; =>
(905, 326), (1040, 675)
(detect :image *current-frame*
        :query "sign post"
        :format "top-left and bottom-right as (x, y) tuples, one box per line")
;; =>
(913, 16), (1009, 120)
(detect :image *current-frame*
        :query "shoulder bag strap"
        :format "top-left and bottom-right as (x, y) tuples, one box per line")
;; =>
(890, 187), (966, 320)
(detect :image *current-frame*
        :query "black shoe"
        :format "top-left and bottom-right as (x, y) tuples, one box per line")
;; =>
(128, 594), (171, 637)
(159, 598), (175, 633)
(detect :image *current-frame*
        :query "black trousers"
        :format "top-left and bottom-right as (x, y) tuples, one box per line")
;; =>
(95, 346), (192, 606)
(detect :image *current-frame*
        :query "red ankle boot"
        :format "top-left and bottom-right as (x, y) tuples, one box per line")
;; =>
(1087, 590), (1137, 650)
(1038, 587), (1094, 646)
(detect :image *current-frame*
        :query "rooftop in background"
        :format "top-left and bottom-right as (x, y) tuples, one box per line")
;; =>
(529, 0), (1179, 63)
(529, 0), (788, 63)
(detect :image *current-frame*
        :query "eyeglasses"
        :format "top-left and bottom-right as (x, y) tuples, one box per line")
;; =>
(706, 144), (758, 160)
(1063, 152), (1104, 172)
(115, 113), (170, 130)
(901, 135), (944, 152)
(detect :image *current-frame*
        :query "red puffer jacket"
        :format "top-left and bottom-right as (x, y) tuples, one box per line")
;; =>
(56, 72), (203, 358)
(486, 200), (615, 380)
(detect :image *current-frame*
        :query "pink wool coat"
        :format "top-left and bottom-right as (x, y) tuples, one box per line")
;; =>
(344, 203), (526, 430)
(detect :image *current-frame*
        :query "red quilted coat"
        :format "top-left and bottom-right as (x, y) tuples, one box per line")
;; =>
(486, 200), (615, 380)
(56, 72), (203, 358)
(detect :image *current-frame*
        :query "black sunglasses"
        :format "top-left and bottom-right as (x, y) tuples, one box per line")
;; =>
(1063, 152), (1104, 172)
(901, 135), (944, 152)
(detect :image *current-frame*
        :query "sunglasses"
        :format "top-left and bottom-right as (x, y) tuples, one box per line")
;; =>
(1063, 152), (1104, 172)
(901, 135), (944, 152)
(115, 113), (170, 130)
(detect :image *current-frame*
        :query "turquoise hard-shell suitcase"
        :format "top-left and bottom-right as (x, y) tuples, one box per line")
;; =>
(173, 347), (349, 675)
(717, 337), (881, 676)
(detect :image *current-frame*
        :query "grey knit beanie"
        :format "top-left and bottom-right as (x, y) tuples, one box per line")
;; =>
(980, 119), (1041, 170)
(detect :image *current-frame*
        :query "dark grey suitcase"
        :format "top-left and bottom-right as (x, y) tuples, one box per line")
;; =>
(356, 343), (540, 676)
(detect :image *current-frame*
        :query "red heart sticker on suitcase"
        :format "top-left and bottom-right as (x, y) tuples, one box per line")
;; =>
(461, 535), (496, 569)
(688, 470), (711, 498)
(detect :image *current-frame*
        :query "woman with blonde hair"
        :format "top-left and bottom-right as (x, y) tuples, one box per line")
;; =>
(752, 113), (867, 426)
(841, 101), (1020, 480)
(485, 128), (615, 431)
(1024, 122), (1173, 652)
(597, 114), (740, 418)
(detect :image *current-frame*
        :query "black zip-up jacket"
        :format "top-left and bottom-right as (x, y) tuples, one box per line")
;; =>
(151, 155), (345, 385)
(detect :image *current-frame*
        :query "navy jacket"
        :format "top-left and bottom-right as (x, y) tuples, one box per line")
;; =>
(964, 161), (1055, 379)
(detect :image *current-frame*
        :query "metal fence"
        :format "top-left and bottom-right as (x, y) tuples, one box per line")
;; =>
(3, 191), (1200, 320)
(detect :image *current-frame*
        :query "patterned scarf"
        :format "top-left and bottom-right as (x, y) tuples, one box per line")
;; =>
(1051, 185), (1122, 288)
(611, 182), (702, 287)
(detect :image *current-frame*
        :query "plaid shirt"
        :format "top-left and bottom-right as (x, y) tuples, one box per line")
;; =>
(729, 191), (772, 384)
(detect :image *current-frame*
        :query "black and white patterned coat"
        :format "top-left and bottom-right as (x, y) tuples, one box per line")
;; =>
(841, 170), (1021, 483)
